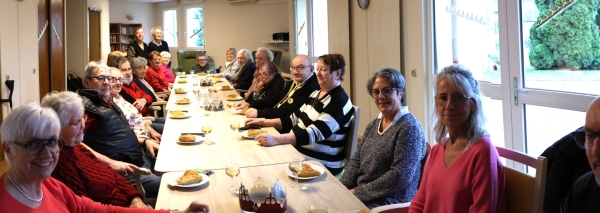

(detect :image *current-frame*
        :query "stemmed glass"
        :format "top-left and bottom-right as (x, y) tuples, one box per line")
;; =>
(288, 159), (304, 188)
(230, 119), (240, 141)
(197, 96), (206, 117)
(226, 102), (235, 115)
(202, 124), (213, 144)
(225, 162), (240, 193)
(308, 204), (328, 213)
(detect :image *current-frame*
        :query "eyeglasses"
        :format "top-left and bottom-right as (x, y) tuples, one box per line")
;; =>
(197, 58), (208, 61)
(573, 130), (600, 149)
(435, 94), (470, 106)
(290, 65), (311, 72)
(88, 75), (114, 83)
(12, 138), (65, 156)
(259, 72), (270, 78)
(370, 87), (398, 98)
(113, 77), (124, 83)
(68, 114), (88, 128)
(226, 53), (235, 56)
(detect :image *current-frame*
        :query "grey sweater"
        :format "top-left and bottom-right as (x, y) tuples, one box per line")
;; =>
(340, 112), (426, 204)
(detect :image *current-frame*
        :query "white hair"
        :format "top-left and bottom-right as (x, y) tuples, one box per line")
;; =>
(160, 51), (171, 58)
(256, 47), (274, 62)
(41, 91), (84, 127)
(1, 102), (60, 145)
(237, 49), (254, 63)
(84, 61), (110, 78)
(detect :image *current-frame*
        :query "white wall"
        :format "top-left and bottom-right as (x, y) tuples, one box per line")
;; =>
(155, 0), (291, 71)
(0, 0), (39, 117)
(109, 1), (156, 43)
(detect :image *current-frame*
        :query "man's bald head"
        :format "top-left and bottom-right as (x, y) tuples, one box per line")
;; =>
(585, 97), (600, 184)
(291, 55), (313, 83)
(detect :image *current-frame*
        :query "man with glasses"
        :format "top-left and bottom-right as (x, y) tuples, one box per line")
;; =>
(79, 61), (161, 198)
(563, 97), (600, 212)
(237, 55), (320, 121)
(191, 51), (216, 74)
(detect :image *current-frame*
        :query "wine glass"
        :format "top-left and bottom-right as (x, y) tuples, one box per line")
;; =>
(202, 124), (213, 144)
(308, 204), (328, 213)
(197, 97), (206, 117)
(288, 159), (304, 188)
(225, 162), (240, 193)
(230, 120), (240, 140)
(226, 102), (235, 115)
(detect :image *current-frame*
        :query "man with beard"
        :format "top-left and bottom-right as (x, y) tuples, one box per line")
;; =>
(236, 55), (320, 120)
(79, 61), (162, 198)
(563, 97), (600, 212)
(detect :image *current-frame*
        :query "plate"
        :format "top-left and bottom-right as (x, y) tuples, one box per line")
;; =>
(240, 130), (256, 139)
(226, 96), (243, 101)
(220, 87), (234, 91)
(236, 109), (248, 115)
(176, 136), (203, 144)
(178, 75), (187, 78)
(178, 80), (187, 83)
(174, 89), (187, 94)
(169, 113), (191, 119)
(167, 172), (209, 188)
(213, 78), (224, 83)
(285, 164), (325, 180)
(176, 101), (191, 105)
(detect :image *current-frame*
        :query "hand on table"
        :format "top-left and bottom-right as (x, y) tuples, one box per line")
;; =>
(133, 98), (147, 111)
(235, 101), (249, 110)
(109, 160), (139, 176)
(245, 108), (257, 118)
(245, 118), (266, 127)
(145, 139), (160, 157)
(255, 133), (279, 147)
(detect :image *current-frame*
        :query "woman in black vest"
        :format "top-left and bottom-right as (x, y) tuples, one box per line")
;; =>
(126, 27), (150, 62)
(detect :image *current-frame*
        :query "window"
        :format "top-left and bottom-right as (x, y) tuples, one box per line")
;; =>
(295, 0), (328, 59)
(163, 9), (177, 47)
(185, 6), (204, 48)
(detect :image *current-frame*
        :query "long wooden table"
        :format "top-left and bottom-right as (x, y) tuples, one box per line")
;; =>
(155, 161), (369, 212)
(154, 75), (304, 172)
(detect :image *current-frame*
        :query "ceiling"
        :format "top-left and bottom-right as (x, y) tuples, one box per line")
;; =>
(109, 0), (174, 3)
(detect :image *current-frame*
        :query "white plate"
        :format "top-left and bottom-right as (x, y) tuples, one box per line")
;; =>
(176, 136), (203, 144)
(174, 90), (188, 94)
(240, 130), (255, 139)
(227, 97), (243, 101)
(177, 81), (188, 83)
(178, 75), (187, 78)
(285, 164), (325, 180)
(167, 172), (209, 188)
(176, 101), (191, 105)
(169, 113), (191, 119)
(220, 87), (234, 91)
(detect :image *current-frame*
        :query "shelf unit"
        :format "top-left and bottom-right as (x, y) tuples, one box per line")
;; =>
(109, 23), (142, 52)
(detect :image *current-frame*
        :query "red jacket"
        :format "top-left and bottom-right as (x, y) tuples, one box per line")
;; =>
(120, 82), (153, 116)
(145, 66), (169, 92)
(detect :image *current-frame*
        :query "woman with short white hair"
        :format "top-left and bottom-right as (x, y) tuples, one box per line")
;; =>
(232, 49), (256, 90)
(244, 47), (274, 100)
(148, 26), (170, 67)
(160, 51), (174, 83)
(215, 48), (238, 82)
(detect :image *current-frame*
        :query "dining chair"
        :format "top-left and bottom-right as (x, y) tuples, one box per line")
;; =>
(133, 168), (151, 200)
(334, 105), (361, 179)
(497, 146), (548, 213)
(371, 142), (431, 213)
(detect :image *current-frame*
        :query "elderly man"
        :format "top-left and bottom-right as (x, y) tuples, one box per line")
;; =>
(237, 55), (320, 120)
(79, 61), (161, 198)
(563, 97), (600, 212)
(191, 52), (216, 74)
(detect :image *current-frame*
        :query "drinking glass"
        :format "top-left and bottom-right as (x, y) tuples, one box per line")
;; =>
(230, 119), (241, 140)
(288, 159), (304, 188)
(226, 102), (235, 115)
(308, 204), (328, 213)
(202, 124), (213, 144)
(225, 162), (240, 193)
(197, 97), (206, 117)
(190, 69), (195, 75)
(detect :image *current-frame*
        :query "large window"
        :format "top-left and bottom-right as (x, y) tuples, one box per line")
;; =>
(185, 7), (204, 48)
(295, 0), (328, 59)
(431, 0), (598, 170)
(163, 9), (177, 47)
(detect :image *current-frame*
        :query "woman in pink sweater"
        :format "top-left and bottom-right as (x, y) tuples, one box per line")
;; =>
(160, 51), (175, 83)
(409, 64), (506, 213)
(0, 102), (209, 213)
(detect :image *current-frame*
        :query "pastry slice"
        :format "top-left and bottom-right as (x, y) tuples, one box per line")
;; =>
(176, 169), (203, 185)
(247, 129), (267, 137)
(178, 134), (196, 142)
(298, 164), (321, 177)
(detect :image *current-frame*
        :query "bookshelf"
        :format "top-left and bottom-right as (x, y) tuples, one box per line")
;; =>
(109, 23), (142, 52)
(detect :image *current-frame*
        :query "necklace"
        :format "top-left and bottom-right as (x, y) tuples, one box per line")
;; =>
(7, 174), (43, 202)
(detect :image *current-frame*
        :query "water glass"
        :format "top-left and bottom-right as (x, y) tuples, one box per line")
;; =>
(190, 69), (195, 75)
(308, 204), (328, 213)
(225, 163), (240, 193)
(288, 159), (304, 188)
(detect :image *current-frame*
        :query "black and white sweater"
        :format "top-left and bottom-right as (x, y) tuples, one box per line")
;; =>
(281, 85), (353, 171)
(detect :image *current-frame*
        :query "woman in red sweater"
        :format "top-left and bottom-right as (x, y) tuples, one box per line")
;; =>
(0, 102), (209, 212)
(145, 51), (170, 92)
(409, 64), (506, 213)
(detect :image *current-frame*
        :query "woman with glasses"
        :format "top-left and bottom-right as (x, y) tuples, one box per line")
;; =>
(246, 54), (353, 175)
(215, 48), (239, 82)
(244, 47), (274, 100)
(340, 68), (426, 209)
(131, 56), (161, 102)
(245, 61), (286, 104)
(409, 64), (506, 213)
(232, 49), (256, 90)
(0, 102), (210, 212)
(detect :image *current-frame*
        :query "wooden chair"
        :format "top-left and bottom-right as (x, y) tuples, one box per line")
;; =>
(371, 142), (431, 213)
(496, 146), (547, 213)
(335, 106), (361, 179)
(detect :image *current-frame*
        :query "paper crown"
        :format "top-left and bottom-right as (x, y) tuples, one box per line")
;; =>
(238, 178), (287, 213)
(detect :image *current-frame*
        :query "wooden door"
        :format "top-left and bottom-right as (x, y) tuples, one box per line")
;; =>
(89, 10), (101, 61)
(50, 0), (65, 93)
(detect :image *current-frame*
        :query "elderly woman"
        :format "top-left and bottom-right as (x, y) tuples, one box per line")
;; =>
(0, 102), (209, 212)
(215, 48), (239, 82)
(111, 67), (164, 137)
(339, 68), (426, 209)
(160, 51), (175, 83)
(244, 47), (274, 100)
(233, 49), (256, 90)
(191, 52), (216, 74)
(131, 57), (159, 102)
(126, 27), (150, 61)
(113, 56), (154, 116)
(244, 61), (286, 105)
(409, 65), (506, 213)
(246, 54), (353, 175)
(145, 51), (170, 92)
(41, 91), (150, 208)
(148, 27), (170, 66)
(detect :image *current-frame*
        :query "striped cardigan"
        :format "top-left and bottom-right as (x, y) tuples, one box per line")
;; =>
(280, 85), (354, 172)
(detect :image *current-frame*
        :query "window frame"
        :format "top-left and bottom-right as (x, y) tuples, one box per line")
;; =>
(182, 5), (205, 50)
(161, 7), (178, 48)
(294, 0), (328, 62)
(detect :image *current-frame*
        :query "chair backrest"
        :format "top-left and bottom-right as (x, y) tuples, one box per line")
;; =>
(496, 146), (548, 213)
(177, 50), (202, 73)
(251, 50), (283, 67)
(343, 106), (361, 164)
